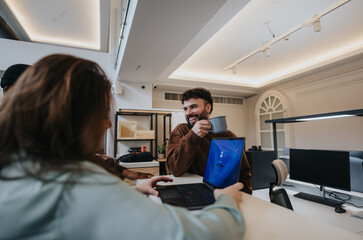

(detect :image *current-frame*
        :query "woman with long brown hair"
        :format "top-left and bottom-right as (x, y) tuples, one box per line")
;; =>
(0, 54), (245, 239)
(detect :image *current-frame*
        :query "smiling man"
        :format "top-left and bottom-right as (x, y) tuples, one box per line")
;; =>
(166, 88), (252, 194)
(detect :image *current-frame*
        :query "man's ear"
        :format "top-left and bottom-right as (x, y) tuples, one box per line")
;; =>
(206, 103), (212, 114)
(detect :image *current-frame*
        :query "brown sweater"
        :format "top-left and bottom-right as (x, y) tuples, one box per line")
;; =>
(166, 123), (252, 194)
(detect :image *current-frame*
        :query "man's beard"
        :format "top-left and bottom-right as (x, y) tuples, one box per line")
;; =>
(186, 109), (209, 128)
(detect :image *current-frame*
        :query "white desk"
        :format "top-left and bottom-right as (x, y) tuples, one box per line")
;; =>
(137, 175), (363, 240)
(253, 179), (363, 237)
(119, 161), (159, 169)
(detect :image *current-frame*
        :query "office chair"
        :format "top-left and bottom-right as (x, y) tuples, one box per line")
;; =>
(269, 159), (294, 210)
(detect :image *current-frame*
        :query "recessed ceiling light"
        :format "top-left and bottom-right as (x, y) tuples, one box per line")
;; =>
(4, 0), (101, 50)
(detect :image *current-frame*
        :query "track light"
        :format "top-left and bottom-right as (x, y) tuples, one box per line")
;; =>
(222, 0), (350, 73)
(313, 19), (321, 32)
(264, 48), (271, 57)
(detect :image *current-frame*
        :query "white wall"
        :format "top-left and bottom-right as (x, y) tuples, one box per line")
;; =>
(0, 38), (111, 76)
(0, 38), (116, 106)
(113, 82), (153, 110)
(244, 59), (363, 152)
(152, 88), (246, 138)
(106, 82), (153, 156)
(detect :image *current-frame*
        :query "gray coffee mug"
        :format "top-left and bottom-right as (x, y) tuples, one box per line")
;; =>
(209, 116), (227, 133)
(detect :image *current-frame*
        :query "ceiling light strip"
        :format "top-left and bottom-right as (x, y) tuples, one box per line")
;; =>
(297, 114), (354, 121)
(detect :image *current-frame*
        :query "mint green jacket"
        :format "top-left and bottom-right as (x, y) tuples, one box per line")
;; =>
(0, 161), (245, 239)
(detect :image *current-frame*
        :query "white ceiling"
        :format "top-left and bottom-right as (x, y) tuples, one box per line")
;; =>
(1, 0), (110, 51)
(1, 0), (362, 98)
(121, 0), (363, 97)
(172, 0), (363, 86)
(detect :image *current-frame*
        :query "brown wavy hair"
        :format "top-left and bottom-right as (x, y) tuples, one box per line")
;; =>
(181, 88), (213, 114)
(0, 54), (112, 179)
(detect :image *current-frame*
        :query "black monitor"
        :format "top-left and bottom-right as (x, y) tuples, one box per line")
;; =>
(290, 149), (351, 191)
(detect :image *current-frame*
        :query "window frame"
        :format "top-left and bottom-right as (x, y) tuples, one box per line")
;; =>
(255, 91), (289, 157)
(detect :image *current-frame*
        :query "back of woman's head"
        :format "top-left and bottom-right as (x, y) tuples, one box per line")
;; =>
(0, 54), (111, 167)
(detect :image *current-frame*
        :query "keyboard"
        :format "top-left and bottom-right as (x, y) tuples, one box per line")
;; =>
(294, 192), (343, 207)
(176, 184), (215, 207)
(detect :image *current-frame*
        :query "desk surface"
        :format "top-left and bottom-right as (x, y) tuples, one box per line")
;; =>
(253, 180), (363, 237)
(119, 161), (159, 168)
(138, 174), (363, 240)
(241, 192), (362, 240)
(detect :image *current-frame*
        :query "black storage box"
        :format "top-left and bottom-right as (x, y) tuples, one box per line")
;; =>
(246, 151), (276, 190)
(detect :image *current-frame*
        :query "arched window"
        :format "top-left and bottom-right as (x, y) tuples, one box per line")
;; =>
(255, 91), (288, 157)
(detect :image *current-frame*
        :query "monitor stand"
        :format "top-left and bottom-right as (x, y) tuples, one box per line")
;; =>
(319, 185), (327, 199)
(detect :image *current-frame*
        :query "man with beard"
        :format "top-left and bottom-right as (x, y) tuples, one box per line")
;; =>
(166, 88), (252, 194)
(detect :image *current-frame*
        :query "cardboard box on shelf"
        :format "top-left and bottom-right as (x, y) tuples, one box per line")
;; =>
(135, 130), (155, 139)
(118, 121), (137, 139)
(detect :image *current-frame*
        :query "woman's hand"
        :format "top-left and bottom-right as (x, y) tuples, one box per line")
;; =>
(214, 182), (244, 208)
(136, 176), (173, 196)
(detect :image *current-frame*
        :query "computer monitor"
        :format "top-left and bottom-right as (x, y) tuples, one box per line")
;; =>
(290, 149), (351, 191)
(349, 151), (363, 193)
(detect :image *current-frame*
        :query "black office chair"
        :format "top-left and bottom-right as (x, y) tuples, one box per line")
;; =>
(269, 159), (294, 210)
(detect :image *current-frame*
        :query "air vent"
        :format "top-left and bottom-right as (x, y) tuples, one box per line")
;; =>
(164, 92), (243, 105)
(213, 96), (243, 105)
(164, 92), (181, 101)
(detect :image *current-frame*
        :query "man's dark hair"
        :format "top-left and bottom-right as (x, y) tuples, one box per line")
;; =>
(181, 87), (213, 113)
(1, 64), (30, 91)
